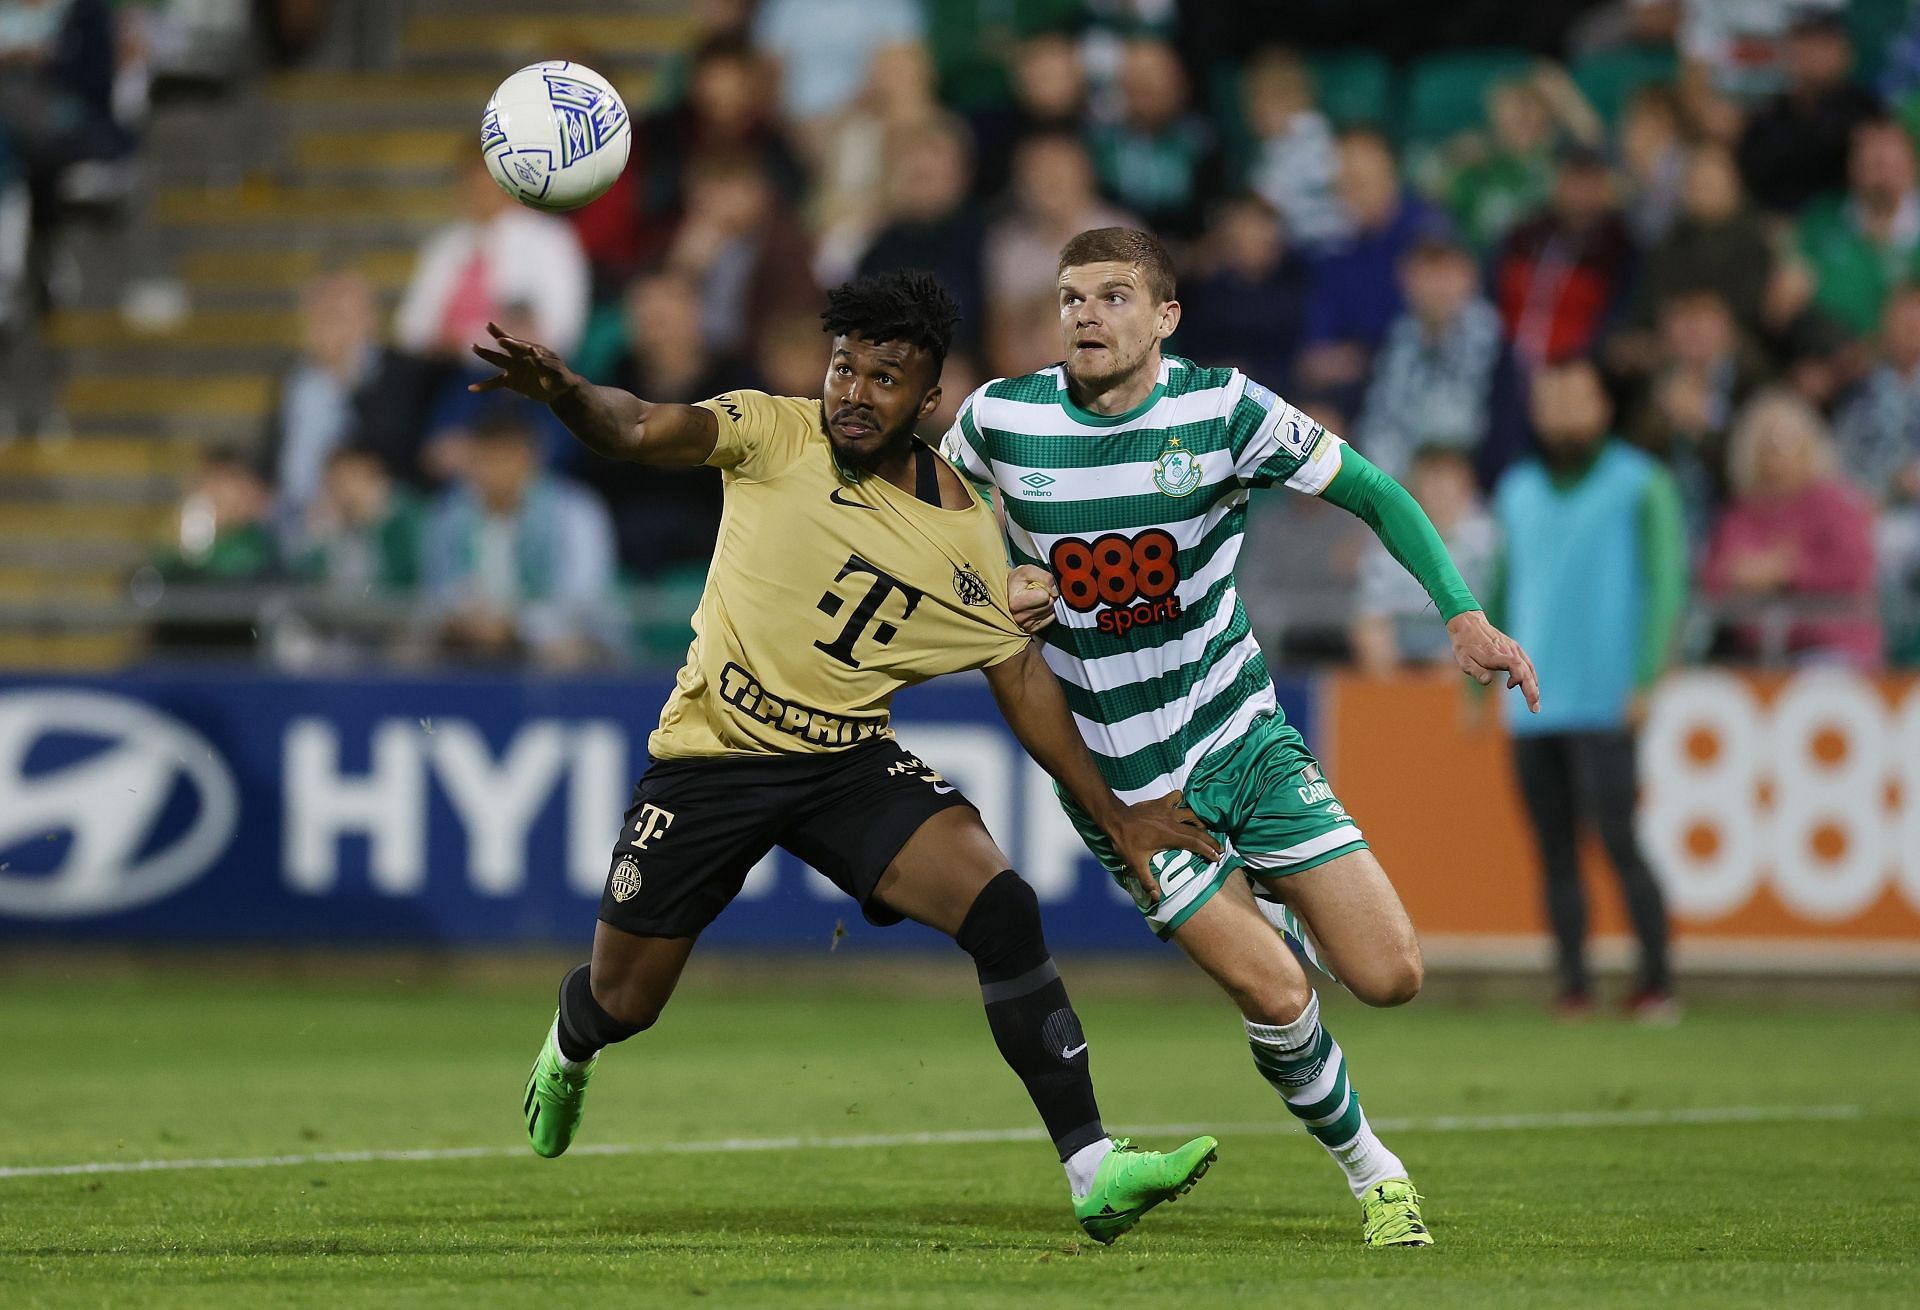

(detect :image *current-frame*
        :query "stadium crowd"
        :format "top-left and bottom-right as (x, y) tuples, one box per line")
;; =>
(148, 0), (1920, 668)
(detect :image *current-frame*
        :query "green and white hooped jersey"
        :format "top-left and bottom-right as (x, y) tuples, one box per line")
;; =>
(940, 355), (1345, 803)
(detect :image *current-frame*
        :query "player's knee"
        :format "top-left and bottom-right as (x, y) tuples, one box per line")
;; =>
(955, 869), (1046, 972)
(589, 974), (666, 1032)
(1353, 947), (1424, 1008)
(1236, 973), (1314, 1027)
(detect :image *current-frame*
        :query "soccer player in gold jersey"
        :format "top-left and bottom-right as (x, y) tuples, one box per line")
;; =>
(474, 270), (1221, 1242)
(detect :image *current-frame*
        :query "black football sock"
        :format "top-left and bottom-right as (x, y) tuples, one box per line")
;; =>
(555, 962), (643, 1062)
(955, 870), (1106, 1161)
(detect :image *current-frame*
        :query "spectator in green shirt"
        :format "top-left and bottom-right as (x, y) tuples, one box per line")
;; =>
(295, 444), (425, 597)
(1797, 117), (1920, 336)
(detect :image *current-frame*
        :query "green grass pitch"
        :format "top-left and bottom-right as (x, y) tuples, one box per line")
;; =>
(2, 963), (1915, 1308)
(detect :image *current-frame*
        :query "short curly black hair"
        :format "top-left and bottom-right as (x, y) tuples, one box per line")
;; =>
(819, 270), (960, 381)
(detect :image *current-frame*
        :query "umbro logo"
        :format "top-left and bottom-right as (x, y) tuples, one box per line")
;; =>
(829, 488), (877, 510)
(1018, 472), (1055, 489)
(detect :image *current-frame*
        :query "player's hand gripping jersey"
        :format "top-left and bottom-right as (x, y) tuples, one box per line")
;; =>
(940, 357), (1341, 802)
(650, 390), (1029, 759)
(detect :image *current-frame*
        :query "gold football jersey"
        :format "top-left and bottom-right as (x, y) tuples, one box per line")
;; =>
(648, 390), (1028, 759)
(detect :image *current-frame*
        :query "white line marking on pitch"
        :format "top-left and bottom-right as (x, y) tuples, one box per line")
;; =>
(0, 1104), (1861, 1182)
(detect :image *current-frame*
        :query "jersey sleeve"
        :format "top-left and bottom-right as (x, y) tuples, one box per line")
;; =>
(695, 390), (812, 482)
(937, 386), (995, 488)
(1227, 373), (1346, 493)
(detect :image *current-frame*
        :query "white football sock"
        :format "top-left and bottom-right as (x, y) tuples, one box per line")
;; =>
(1063, 1136), (1115, 1200)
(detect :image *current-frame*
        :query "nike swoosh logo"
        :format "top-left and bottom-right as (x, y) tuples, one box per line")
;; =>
(931, 782), (955, 794)
(1062, 1042), (1088, 1059)
(829, 488), (878, 510)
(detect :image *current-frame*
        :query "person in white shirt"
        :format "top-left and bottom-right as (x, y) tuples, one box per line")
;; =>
(394, 159), (590, 362)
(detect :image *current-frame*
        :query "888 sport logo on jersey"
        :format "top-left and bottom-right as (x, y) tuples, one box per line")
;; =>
(1048, 530), (1183, 636)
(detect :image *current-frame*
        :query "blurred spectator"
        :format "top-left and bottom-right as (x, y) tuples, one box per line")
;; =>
(1494, 145), (1634, 369)
(1702, 389), (1882, 668)
(925, 0), (1083, 118)
(155, 448), (278, 584)
(751, 0), (924, 139)
(1568, 0), (1681, 57)
(1446, 67), (1603, 255)
(394, 158), (590, 361)
(292, 445), (425, 597)
(1231, 47), (1347, 256)
(0, 126), (28, 331)
(1736, 9), (1880, 214)
(1619, 85), (1689, 247)
(1681, 0), (1845, 101)
(1630, 289), (1767, 546)
(1298, 129), (1441, 396)
(1835, 284), (1920, 507)
(812, 41), (942, 285)
(423, 403), (622, 669)
(264, 270), (439, 547)
(1617, 144), (1776, 360)
(984, 132), (1136, 367)
(1492, 358), (1684, 1019)
(991, 287), (1068, 380)
(416, 302), (575, 483)
(1239, 396), (1372, 660)
(584, 272), (729, 573)
(667, 153), (820, 360)
(0, 0), (130, 197)
(1777, 307), (1860, 413)
(755, 308), (828, 398)
(855, 113), (986, 352)
(1349, 445), (1497, 673)
(1176, 193), (1308, 391)
(1086, 37), (1219, 240)
(1797, 118), (1920, 337)
(1355, 233), (1528, 490)
(969, 32), (1090, 203)
(145, 447), (279, 654)
(578, 36), (803, 292)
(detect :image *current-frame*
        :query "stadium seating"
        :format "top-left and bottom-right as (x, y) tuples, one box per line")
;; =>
(0, 1), (690, 668)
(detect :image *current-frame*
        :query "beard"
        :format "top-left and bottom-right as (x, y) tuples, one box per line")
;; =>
(1065, 337), (1153, 392)
(821, 407), (918, 475)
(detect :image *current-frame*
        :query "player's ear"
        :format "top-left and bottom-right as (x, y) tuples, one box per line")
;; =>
(1158, 298), (1182, 341)
(918, 383), (943, 421)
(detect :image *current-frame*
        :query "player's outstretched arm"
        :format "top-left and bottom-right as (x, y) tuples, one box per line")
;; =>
(982, 643), (1221, 894)
(470, 322), (717, 465)
(1318, 447), (1541, 713)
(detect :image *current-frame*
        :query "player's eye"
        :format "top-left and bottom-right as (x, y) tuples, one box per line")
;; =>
(835, 364), (851, 377)
(877, 374), (895, 386)
(1107, 294), (1126, 305)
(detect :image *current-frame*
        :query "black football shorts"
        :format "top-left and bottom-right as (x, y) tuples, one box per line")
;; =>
(596, 736), (975, 938)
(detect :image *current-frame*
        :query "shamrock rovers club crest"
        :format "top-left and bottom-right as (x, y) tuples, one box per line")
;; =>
(1152, 436), (1201, 497)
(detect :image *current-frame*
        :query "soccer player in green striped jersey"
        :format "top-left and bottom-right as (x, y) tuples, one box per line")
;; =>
(940, 227), (1541, 1248)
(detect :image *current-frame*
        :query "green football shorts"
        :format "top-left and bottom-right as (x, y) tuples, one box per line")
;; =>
(1062, 712), (1368, 939)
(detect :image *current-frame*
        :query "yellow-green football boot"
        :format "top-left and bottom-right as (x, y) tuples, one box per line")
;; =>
(1360, 1177), (1433, 1247)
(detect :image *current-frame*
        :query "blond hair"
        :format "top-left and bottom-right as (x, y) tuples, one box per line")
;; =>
(1725, 388), (1837, 498)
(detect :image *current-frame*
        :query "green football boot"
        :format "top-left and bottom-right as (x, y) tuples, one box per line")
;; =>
(522, 1012), (596, 1158)
(1073, 1135), (1219, 1244)
(1360, 1177), (1433, 1248)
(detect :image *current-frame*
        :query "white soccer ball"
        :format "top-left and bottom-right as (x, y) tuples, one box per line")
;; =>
(480, 61), (632, 212)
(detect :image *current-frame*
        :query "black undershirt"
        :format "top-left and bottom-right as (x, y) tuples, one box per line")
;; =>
(914, 443), (940, 506)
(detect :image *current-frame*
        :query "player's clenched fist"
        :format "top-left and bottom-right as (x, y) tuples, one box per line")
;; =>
(470, 322), (576, 401)
(1008, 564), (1059, 634)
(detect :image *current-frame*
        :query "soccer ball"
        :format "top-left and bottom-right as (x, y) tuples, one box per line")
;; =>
(480, 61), (631, 212)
